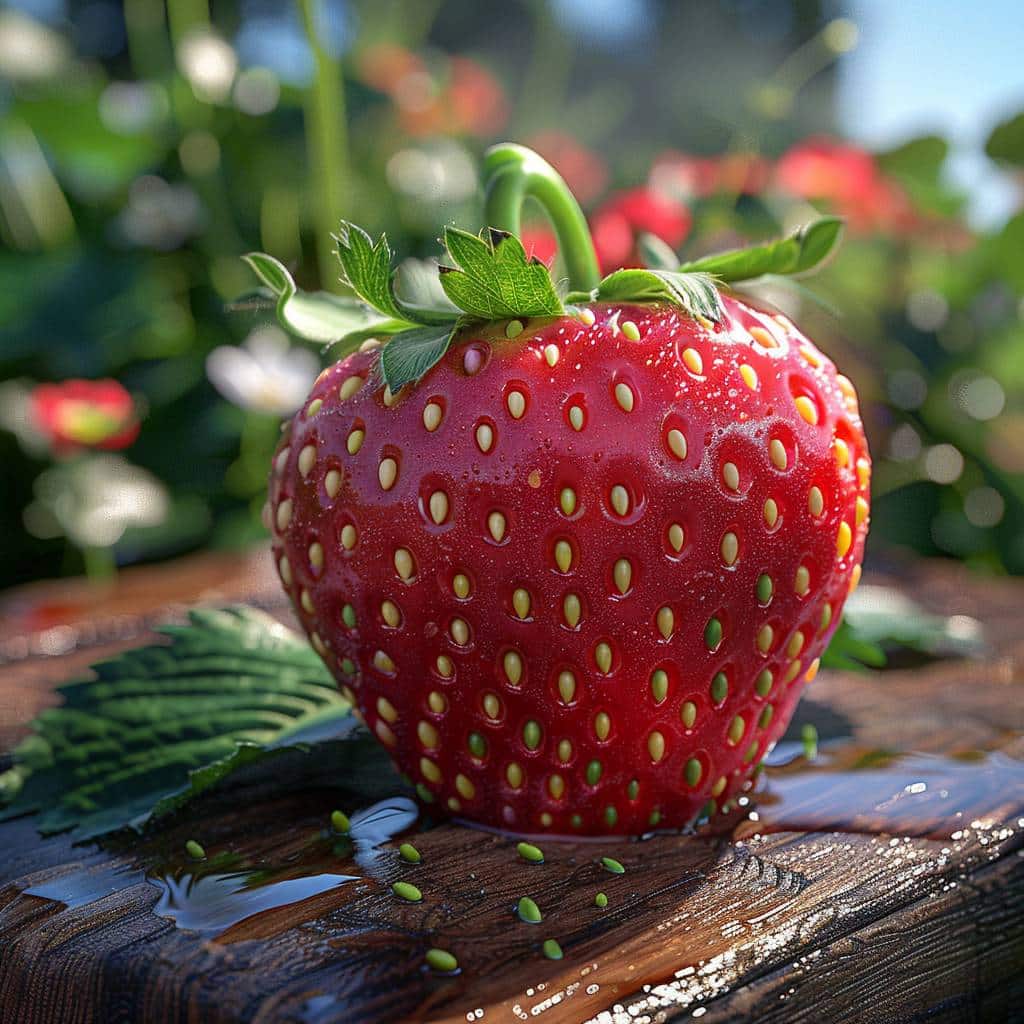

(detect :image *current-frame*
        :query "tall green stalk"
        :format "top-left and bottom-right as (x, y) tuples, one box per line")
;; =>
(298, 0), (349, 292)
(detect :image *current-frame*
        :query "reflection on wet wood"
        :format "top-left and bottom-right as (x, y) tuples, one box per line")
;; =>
(0, 554), (1021, 1023)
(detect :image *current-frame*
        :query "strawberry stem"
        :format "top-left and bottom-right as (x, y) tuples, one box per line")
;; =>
(483, 143), (601, 293)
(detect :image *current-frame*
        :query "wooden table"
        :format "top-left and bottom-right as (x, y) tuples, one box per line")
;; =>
(0, 551), (1021, 1023)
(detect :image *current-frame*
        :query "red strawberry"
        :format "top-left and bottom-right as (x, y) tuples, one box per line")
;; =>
(268, 295), (869, 835)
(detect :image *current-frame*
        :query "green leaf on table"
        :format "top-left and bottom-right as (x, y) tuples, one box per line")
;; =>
(0, 606), (351, 840)
(678, 217), (844, 283)
(439, 227), (564, 320)
(820, 618), (888, 672)
(242, 252), (397, 344)
(587, 268), (724, 323)
(379, 323), (460, 391)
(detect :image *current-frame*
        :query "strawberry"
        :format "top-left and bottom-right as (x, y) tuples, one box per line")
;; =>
(259, 144), (868, 836)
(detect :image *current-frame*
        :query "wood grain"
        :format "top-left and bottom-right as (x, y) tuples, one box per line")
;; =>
(0, 553), (1021, 1023)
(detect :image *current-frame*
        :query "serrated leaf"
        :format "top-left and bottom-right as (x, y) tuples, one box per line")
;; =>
(0, 606), (351, 839)
(378, 323), (458, 391)
(678, 217), (844, 283)
(439, 227), (564, 320)
(593, 268), (724, 323)
(242, 252), (391, 344)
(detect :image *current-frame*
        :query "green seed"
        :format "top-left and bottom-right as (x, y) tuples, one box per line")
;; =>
(425, 948), (458, 973)
(542, 938), (563, 960)
(627, 779), (639, 801)
(601, 856), (625, 875)
(468, 732), (487, 758)
(330, 810), (350, 834)
(755, 669), (774, 697)
(585, 759), (602, 786)
(517, 841), (544, 864)
(802, 723), (819, 759)
(416, 783), (435, 803)
(680, 701), (697, 729)
(185, 839), (205, 860)
(340, 658), (356, 676)
(570, 814), (583, 829)
(704, 616), (723, 651)
(595, 891), (609, 908)
(820, 603), (833, 632)
(744, 740), (760, 763)
(604, 806), (618, 827)
(759, 704), (774, 729)
(710, 671), (728, 703)
(506, 319), (524, 339)
(648, 809), (661, 827)
(701, 798), (718, 819)
(650, 668), (668, 703)
(685, 758), (703, 787)
(756, 574), (774, 604)
(729, 715), (745, 744)
(523, 720), (541, 750)
(393, 881), (422, 902)
(399, 843), (421, 864)
(342, 604), (356, 628)
(517, 896), (542, 923)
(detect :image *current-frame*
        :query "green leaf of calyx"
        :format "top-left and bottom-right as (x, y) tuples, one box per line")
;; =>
(678, 217), (844, 283)
(379, 323), (459, 392)
(591, 268), (724, 323)
(336, 223), (457, 326)
(439, 227), (564, 320)
(242, 252), (396, 344)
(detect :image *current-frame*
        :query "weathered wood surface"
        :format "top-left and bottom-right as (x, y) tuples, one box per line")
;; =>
(0, 551), (1021, 1023)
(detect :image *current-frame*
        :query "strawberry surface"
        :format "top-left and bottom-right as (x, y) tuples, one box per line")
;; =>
(268, 295), (869, 835)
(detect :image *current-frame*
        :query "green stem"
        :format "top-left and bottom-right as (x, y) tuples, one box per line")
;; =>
(82, 545), (117, 582)
(483, 143), (600, 293)
(298, 0), (349, 293)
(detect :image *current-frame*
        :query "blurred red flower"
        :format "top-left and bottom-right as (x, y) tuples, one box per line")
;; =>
(650, 151), (770, 200)
(446, 57), (508, 137)
(31, 379), (139, 454)
(527, 132), (609, 205)
(590, 187), (692, 273)
(355, 43), (426, 96)
(519, 225), (559, 267)
(774, 137), (917, 233)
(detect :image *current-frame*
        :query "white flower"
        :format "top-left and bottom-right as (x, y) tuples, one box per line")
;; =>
(206, 326), (320, 415)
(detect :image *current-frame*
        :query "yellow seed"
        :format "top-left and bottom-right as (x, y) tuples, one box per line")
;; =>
(711, 775), (727, 798)
(487, 511), (507, 542)
(339, 376), (363, 400)
(544, 343), (560, 367)
(621, 320), (640, 341)
(378, 457), (398, 490)
(668, 523), (685, 552)
(579, 308), (596, 326)
(856, 457), (871, 489)
(275, 446), (290, 474)
(784, 659), (802, 684)
(308, 542), (323, 571)
(557, 739), (573, 763)
(507, 390), (526, 418)
(834, 437), (850, 468)
(276, 499), (293, 532)
(568, 405), (584, 431)
(420, 757), (441, 783)
(787, 631), (805, 657)
(325, 469), (342, 498)
(681, 701), (697, 729)
(278, 556), (292, 586)
(837, 521), (853, 558)
(650, 668), (669, 703)
(417, 721), (439, 749)
(394, 547), (414, 579)
(613, 558), (632, 594)
(764, 498), (779, 528)
(648, 731), (665, 763)
(757, 624), (774, 653)
(808, 486), (824, 516)
(794, 395), (819, 425)
(300, 588), (314, 614)
(594, 712), (611, 741)
(749, 325), (777, 349)
(447, 797), (461, 813)
(657, 606), (674, 640)
(423, 401), (443, 432)
(610, 485), (630, 516)
(429, 491), (449, 524)
(805, 658), (821, 683)
(667, 428), (687, 460)
(504, 650), (523, 685)
(728, 715), (745, 745)
(769, 439), (788, 470)
(341, 523), (358, 550)
(358, 338), (381, 352)
(723, 462), (739, 491)
(298, 444), (316, 477)
(856, 496), (869, 525)
(483, 693), (501, 719)
(306, 398), (323, 417)
(559, 487), (577, 516)
(682, 348), (703, 375)
(377, 697), (398, 723)
(557, 670), (576, 703)
(310, 632), (326, 656)
(614, 382), (634, 412)
(850, 563), (862, 592)
(721, 531), (739, 566)
(563, 593), (581, 628)
(381, 600), (401, 627)
(375, 720), (396, 746)
(453, 573), (470, 599)
(800, 344), (822, 368)
(554, 540), (573, 573)
(696, 313), (714, 330)
(506, 763), (523, 788)
(346, 428), (365, 455)
(450, 618), (469, 646)
(436, 654), (454, 678)
(512, 588), (531, 619)
(594, 642), (612, 674)
(794, 565), (810, 596)
(373, 650), (395, 673)
(456, 774), (475, 800)
(740, 364), (758, 390)
(382, 385), (400, 407)
(476, 423), (494, 453)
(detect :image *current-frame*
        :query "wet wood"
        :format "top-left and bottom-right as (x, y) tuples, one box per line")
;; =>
(0, 553), (1021, 1023)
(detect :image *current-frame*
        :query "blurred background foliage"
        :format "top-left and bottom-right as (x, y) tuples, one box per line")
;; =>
(1, 0), (1022, 587)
